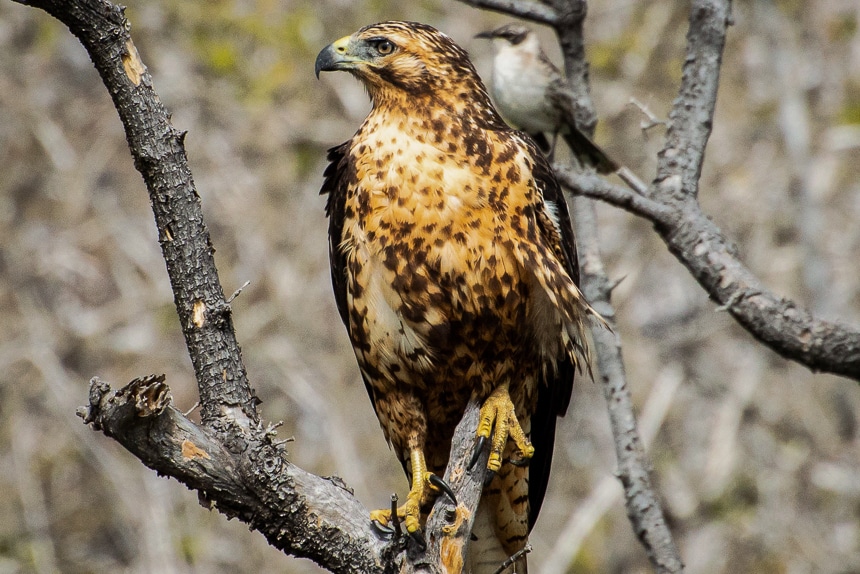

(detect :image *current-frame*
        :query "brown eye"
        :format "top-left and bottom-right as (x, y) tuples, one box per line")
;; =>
(376, 40), (394, 55)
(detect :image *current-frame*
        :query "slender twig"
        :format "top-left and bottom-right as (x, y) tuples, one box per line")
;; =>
(554, 168), (674, 225)
(570, 198), (685, 573)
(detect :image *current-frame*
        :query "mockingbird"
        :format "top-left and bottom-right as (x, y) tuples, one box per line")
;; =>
(477, 23), (617, 173)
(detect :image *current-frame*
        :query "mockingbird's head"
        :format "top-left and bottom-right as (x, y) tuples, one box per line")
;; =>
(475, 23), (535, 50)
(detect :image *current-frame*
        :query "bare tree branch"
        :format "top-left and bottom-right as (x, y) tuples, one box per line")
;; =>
(546, 5), (685, 572)
(563, 166), (860, 380)
(463, 0), (559, 25)
(77, 375), (390, 573)
(554, 168), (675, 225)
(656, 0), (732, 198)
(12, 0), (258, 431)
(551, 0), (860, 381)
(424, 401), (490, 574)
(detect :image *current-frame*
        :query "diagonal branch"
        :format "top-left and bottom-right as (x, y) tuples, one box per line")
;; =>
(554, 0), (860, 381)
(568, 197), (685, 574)
(554, 168), (675, 225)
(549, 7), (684, 572)
(13, 0), (257, 430)
(77, 375), (389, 574)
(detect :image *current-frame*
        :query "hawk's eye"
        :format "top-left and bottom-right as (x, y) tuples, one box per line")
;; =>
(375, 40), (394, 55)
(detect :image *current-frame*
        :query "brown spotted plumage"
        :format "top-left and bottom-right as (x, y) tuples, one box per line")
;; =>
(316, 21), (600, 573)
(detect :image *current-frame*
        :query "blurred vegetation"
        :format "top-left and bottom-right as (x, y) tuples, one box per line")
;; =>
(0, 0), (859, 573)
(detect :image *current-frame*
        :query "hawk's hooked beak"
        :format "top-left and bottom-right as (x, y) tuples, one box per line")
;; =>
(315, 35), (357, 79)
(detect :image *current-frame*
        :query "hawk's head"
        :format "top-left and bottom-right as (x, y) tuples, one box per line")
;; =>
(315, 21), (487, 103)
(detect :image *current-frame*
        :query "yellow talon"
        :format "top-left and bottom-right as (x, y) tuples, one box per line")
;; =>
(370, 449), (440, 535)
(476, 383), (533, 472)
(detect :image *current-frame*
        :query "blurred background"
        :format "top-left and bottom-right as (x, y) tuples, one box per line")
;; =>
(1, 0), (859, 572)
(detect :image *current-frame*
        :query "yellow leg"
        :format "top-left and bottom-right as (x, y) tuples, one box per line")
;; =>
(370, 447), (448, 534)
(475, 382), (534, 472)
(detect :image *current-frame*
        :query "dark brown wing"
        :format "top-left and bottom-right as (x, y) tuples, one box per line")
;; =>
(320, 142), (384, 424)
(523, 135), (578, 530)
(320, 142), (351, 326)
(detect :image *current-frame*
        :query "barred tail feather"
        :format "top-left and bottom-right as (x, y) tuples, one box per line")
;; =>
(468, 497), (528, 573)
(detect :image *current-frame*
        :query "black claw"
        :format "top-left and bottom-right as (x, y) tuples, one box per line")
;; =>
(428, 473), (458, 506)
(408, 528), (427, 551)
(483, 469), (496, 487)
(372, 519), (396, 539)
(468, 435), (487, 471)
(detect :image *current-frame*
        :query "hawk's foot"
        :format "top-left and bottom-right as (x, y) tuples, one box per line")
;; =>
(370, 448), (456, 539)
(471, 383), (534, 472)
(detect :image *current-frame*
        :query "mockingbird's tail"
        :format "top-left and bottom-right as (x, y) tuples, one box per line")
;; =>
(560, 125), (619, 174)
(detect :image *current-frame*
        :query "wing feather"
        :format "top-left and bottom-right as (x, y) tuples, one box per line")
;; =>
(320, 142), (385, 427)
(521, 135), (578, 530)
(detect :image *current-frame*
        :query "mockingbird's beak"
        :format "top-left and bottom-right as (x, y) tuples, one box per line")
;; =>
(474, 30), (495, 39)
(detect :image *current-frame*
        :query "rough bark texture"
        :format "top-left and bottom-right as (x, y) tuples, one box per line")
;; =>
(77, 375), (388, 573)
(14, 0), (257, 430)
(552, 2), (860, 381)
(75, 375), (487, 574)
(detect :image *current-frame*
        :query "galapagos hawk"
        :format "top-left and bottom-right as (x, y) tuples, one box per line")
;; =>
(315, 21), (599, 573)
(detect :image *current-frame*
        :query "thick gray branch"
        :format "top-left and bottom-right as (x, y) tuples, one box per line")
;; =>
(457, 0), (559, 25)
(555, 0), (860, 381)
(421, 401), (489, 573)
(13, 0), (257, 429)
(76, 376), (489, 574)
(661, 202), (860, 379)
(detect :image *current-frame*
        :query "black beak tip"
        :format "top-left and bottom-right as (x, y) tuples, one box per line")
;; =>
(475, 31), (493, 39)
(314, 44), (334, 80)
